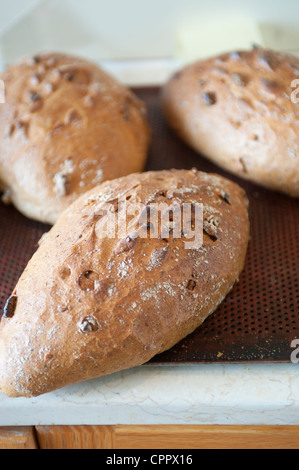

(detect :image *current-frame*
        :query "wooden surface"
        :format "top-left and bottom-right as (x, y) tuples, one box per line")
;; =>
(35, 425), (115, 450)
(33, 425), (299, 449)
(1, 425), (298, 449)
(0, 427), (38, 449)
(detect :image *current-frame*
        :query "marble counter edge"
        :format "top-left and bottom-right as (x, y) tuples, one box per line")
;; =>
(0, 363), (299, 426)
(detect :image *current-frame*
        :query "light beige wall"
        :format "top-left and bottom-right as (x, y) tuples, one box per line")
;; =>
(0, 0), (298, 67)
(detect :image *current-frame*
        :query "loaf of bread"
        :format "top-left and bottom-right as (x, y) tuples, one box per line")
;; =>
(0, 52), (150, 224)
(162, 46), (299, 197)
(0, 169), (249, 397)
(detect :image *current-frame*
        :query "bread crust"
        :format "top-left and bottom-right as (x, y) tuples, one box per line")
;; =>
(0, 169), (249, 397)
(162, 47), (299, 197)
(0, 52), (150, 224)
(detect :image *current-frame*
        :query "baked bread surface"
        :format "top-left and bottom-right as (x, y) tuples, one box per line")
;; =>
(0, 169), (249, 397)
(0, 52), (150, 224)
(162, 47), (299, 197)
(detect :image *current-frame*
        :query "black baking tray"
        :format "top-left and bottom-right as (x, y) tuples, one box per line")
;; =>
(0, 87), (298, 364)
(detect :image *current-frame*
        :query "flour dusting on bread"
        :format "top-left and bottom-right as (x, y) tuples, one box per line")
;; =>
(0, 169), (249, 398)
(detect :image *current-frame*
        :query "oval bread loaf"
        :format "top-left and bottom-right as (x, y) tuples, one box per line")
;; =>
(162, 47), (299, 197)
(0, 169), (249, 397)
(0, 52), (150, 224)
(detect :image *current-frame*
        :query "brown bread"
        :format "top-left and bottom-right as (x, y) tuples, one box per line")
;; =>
(0, 52), (150, 224)
(162, 47), (299, 197)
(0, 169), (249, 397)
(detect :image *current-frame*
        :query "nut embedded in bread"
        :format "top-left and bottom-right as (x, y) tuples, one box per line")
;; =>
(0, 52), (150, 224)
(162, 46), (299, 197)
(0, 169), (249, 398)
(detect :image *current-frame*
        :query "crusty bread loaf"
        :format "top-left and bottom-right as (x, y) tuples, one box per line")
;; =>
(0, 52), (150, 224)
(162, 46), (299, 197)
(0, 169), (249, 398)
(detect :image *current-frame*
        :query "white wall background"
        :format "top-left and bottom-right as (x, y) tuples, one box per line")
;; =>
(0, 0), (298, 83)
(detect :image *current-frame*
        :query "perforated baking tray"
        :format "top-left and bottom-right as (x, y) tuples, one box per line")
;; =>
(0, 87), (298, 363)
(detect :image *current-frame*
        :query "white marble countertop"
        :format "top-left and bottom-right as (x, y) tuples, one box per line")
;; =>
(0, 362), (299, 426)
